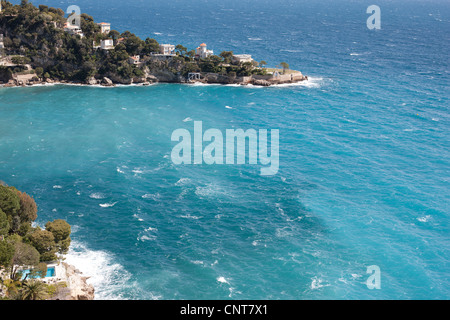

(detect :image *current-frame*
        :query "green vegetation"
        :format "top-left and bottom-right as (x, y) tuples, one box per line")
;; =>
(0, 183), (72, 300)
(0, 1), (155, 82)
(17, 279), (48, 300)
(279, 62), (290, 74)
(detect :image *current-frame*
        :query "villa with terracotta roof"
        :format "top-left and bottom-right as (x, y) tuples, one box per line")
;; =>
(97, 22), (111, 34)
(129, 55), (141, 65)
(196, 43), (214, 59)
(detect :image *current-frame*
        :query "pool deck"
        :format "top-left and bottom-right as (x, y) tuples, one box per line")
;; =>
(9, 262), (94, 300)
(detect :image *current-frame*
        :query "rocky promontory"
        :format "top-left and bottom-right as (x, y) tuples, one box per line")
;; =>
(0, 1), (307, 89)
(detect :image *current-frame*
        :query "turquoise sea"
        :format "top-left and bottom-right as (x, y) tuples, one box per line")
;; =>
(1, 0), (449, 299)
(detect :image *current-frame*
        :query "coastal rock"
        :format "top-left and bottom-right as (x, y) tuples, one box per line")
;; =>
(86, 77), (98, 85)
(101, 77), (114, 87)
(151, 71), (178, 83)
(253, 79), (271, 87)
(146, 75), (159, 83)
(4, 80), (17, 87)
(62, 263), (95, 300)
(133, 76), (147, 84)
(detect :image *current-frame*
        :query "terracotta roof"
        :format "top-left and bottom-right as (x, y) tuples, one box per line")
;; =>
(200, 43), (207, 47)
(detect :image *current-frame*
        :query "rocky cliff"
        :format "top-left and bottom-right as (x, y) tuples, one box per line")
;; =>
(62, 262), (95, 300)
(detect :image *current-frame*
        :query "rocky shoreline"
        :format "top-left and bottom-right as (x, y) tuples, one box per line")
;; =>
(60, 262), (95, 300)
(0, 72), (308, 88)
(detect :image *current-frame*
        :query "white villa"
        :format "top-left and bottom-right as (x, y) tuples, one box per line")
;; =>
(159, 44), (175, 56)
(100, 39), (114, 50)
(64, 22), (84, 38)
(97, 22), (111, 34)
(196, 43), (214, 59)
(232, 54), (254, 64)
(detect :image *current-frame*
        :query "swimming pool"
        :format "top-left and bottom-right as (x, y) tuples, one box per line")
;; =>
(21, 266), (56, 280)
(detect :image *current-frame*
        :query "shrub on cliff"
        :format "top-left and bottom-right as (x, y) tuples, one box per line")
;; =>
(0, 209), (10, 236)
(27, 229), (57, 262)
(45, 220), (71, 255)
(0, 185), (20, 218)
(0, 186), (38, 234)
(0, 241), (15, 268)
(18, 280), (48, 300)
(10, 241), (40, 279)
(12, 55), (31, 66)
(16, 190), (38, 224)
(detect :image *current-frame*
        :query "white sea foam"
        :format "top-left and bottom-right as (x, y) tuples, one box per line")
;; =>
(224, 84), (243, 87)
(133, 214), (144, 222)
(175, 178), (191, 186)
(142, 193), (161, 200)
(116, 167), (125, 174)
(137, 227), (158, 242)
(137, 235), (156, 242)
(195, 184), (231, 199)
(65, 241), (132, 300)
(187, 82), (221, 87)
(89, 192), (106, 199)
(280, 49), (302, 53)
(417, 215), (431, 223)
(70, 224), (80, 234)
(310, 276), (329, 290)
(272, 77), (323, 88)
(216, 276), (237, 298)
(217, 276), (229, 284)
(99, 202), (117, 208)
(179, 214), (201, 220)
(53, 185), (63, 189)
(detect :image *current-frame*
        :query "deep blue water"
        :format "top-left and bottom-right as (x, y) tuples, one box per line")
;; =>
(1, 0), (449, 299)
